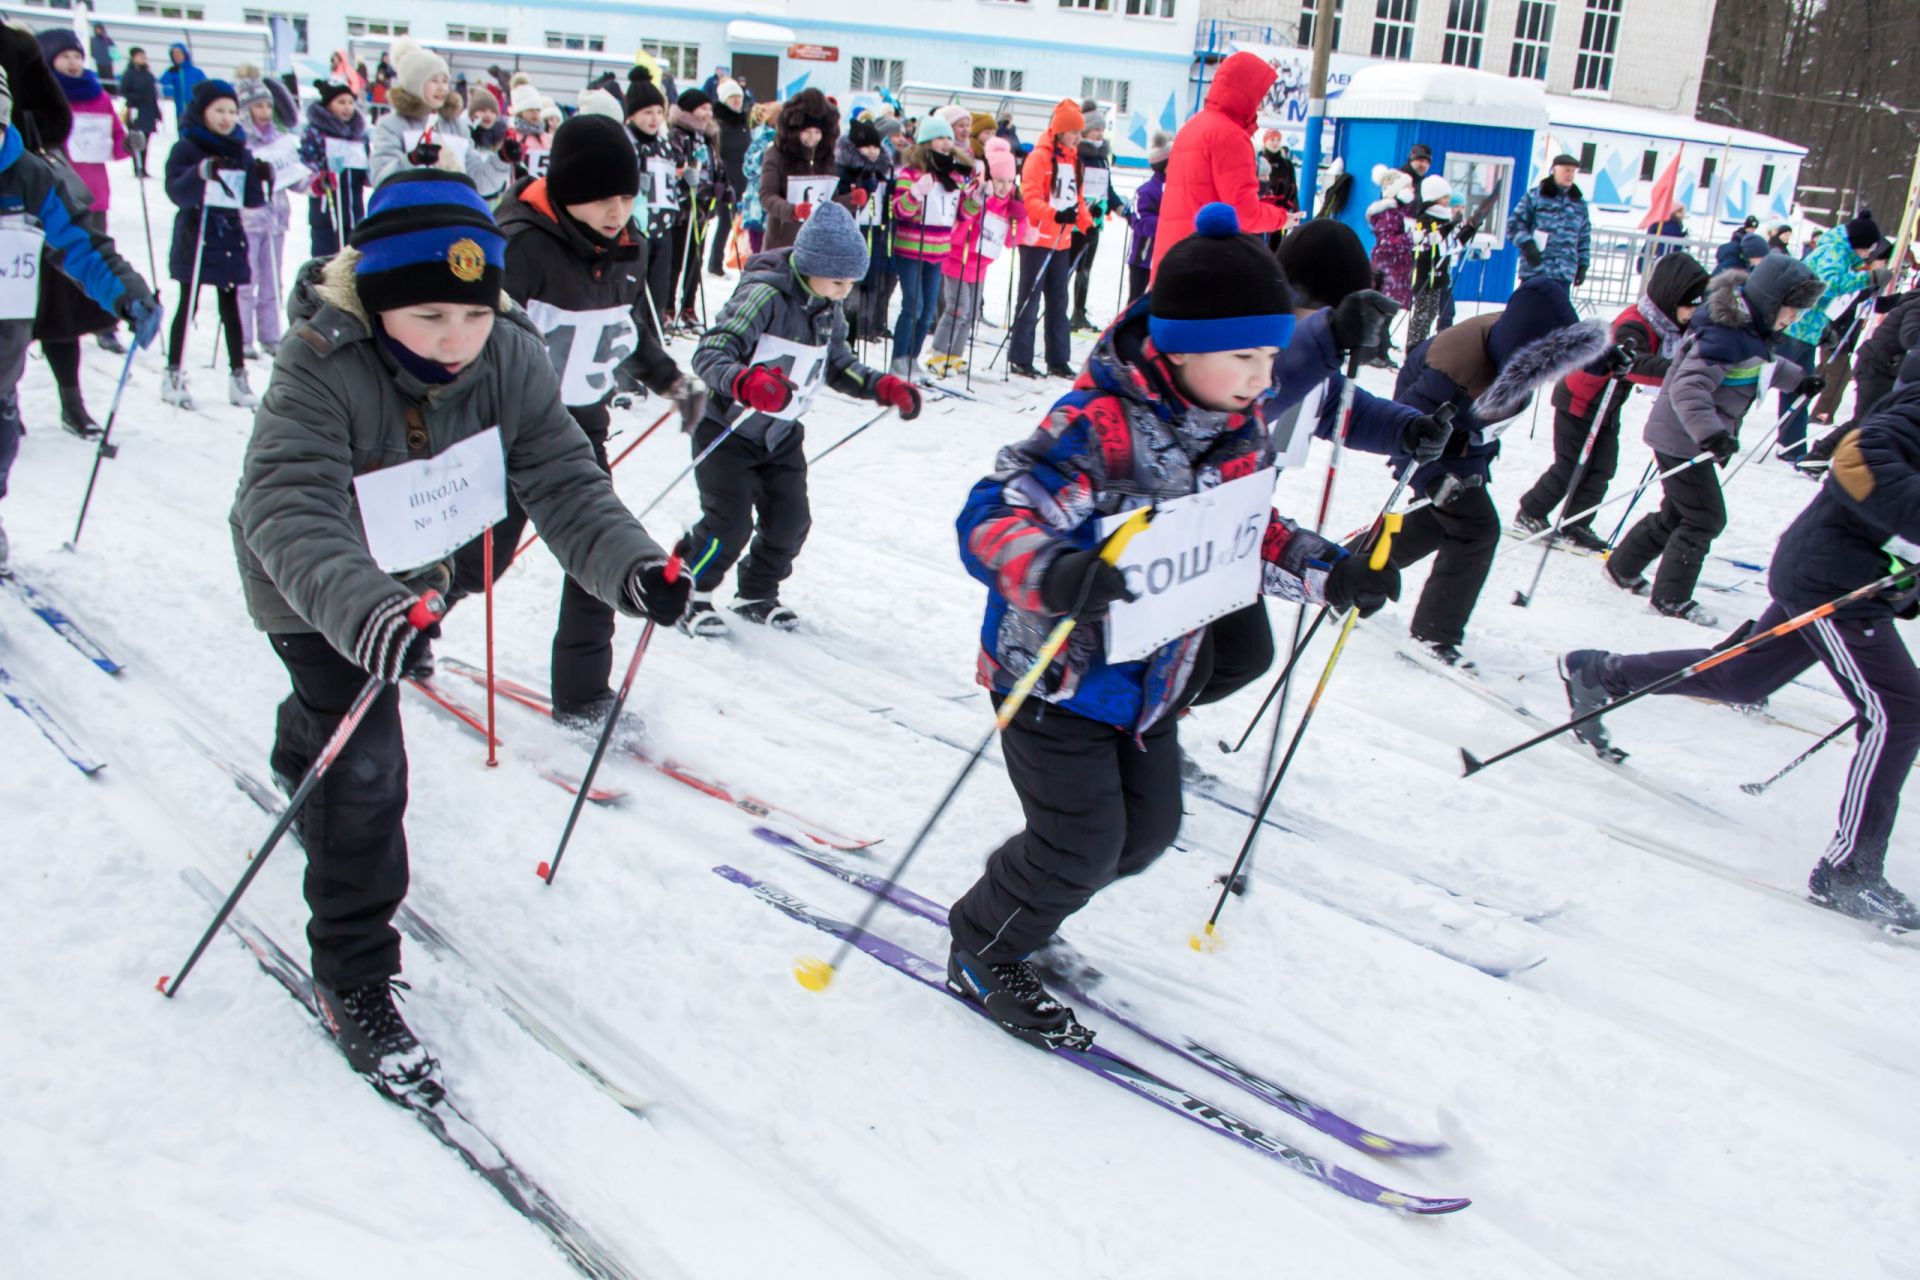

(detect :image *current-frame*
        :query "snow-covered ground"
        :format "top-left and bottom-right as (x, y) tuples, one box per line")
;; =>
(4, 162), (1917, 1280)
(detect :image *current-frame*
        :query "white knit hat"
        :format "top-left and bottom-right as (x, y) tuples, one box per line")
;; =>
(715, 77), (745, 106)
(390, 37), (448, 102)
(510, 82), (544, 115)
(576, 86), (624, 120)
(937, 104), (970, 127)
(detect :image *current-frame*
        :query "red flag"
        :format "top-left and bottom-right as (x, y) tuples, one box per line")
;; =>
(333, 51), (365, 98)
(1639, 145), (1684, 229)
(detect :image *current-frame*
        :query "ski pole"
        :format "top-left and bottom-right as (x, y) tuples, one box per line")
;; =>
(795, 507), (1155, 991)
(1461, 568), (1912, 777)
(988, 241), (1090, 372)
(1496, 449), (1715, 561)
(183, 198), (210, 334)
(514, 408), (673, 562)
(1722, 388), (1818, 487)
(1742, 716), (1857, 796)
(483, 527), (498, 768)
(807, 405), (894, 466)
(132, 137), (160, 287)
(637, 419), (747, 520)
(64, 341), (143, 549)
(1606, 458), (1657, 549)
(538, 547), (697, 885)
(1513, 397), (1611, 607)
(1196, 500), (1407, 950)
(159, 592), (447, 999)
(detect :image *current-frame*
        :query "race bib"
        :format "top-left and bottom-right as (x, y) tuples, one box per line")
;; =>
(437, 132), (471, 167)
(978, 211), (1009, 261)
(785, 174), (837, 217)
(324, 136), (369, 172)
(0, 223), (45, 319)
(746, 333), (829, 422)
(1271, 380), (1328, 471)
(526, 149), (551, 179)
(1083, 167), (1110, 205)
(203, 169), (245, 209)
(1050, 166), (1078, 211)
(353, 427), (509, 573)
(1099, 467), (1278, 663)
(67, 114), (114, 165)
(1825, 288), (1861, 321)
(644, 156), (678, 211)
(921, 185), (961, 229)
(253, 133), (311, 194)
(525, 301), (639, 408)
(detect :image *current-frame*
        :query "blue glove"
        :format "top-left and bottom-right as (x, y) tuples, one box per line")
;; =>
(121, 295), (162, 350)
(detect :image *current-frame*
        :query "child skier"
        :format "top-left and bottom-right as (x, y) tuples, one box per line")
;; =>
(0, 60), (158, 568)
(1361, 164), (1415, 370)
(667, 88), (717, 331)
(233, 73), (292, 359)
(624, 70), (678, 340)
(739, 100), (778, 257)
(889, 113), (981, 379)
(38, 25), (125, 361)
(229, 170), (693, 1095)
(298, 79), (369, 259)
(464, 91), (518, 202)
(833, 115), (890, 344)
(926, 136), (1023, 378)
(1562, 349), (1920, 931)
(1119, 132), (1168, 306)
(161, 79), (271, 410)
(681, 201), (921, 635)
(368, 39), (477, 187)
(1606, 254), (1826, 626)
(493, 115), (707, 726)
(946, 205), (1401, 1046)
(1513, 252), (1710, 552)
(1067, 105), (1112, 335)
(1009, 99), (1090, 380)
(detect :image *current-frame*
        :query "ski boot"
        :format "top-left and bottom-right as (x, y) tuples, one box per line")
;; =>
(241, 342), (260, 361)
(1560, 524), (1611, 555)
(1604, 562), (1650, 596)
(260, 337), (280, 357)
(1509, 510), (1548, 539)
(733, 597), (799, 631)
(1809, 861), (1920, 932)
(228, 369), (260, 409)
(161, 367), (194, 410)
(1045, 362), (1076, 380)
(1560, 649), (1626, 762)
(675, 307), (701, 334)
(889, 354), (913, 380)
(948, 944), (1092, 1050)
(58, 384), (101, 440)
(1008, 362), (1042, 379)
(1653, 597), (1718, 628)
(554, 691), (647, 752)
(95, 329), (126, 355)
(313, 978), (443, 1105)
(679, 592), (730, 638)
(1413, 637), (1476, 670)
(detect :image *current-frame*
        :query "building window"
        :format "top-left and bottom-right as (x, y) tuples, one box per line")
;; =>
(640, 41), (698, 80)
(972, 66), (1026, 92)
(1060, 0), (1112, 10)
(138, 2), (207, 17)
(545, 32), (606, 52)
(242, 10), (309, 53)
(1573, 0), (1621, 94)
(346, 17), (409, 37)
(1124, 0), (1175, 16)
(1699, 156), (1717, 193)
(1298, 0), (1344, 47)
(1508, 0), (1553, 80)
(1640, 149), (1658, 181)
(448, 25), (509, 45)
(850, 57), (905, 94)
(1758, 165), (1775, 196)
(1081, 76), (1132, 115)
(1370, 0), (1417, 60)
(1442, 0), (1485, 67)
(1577, 142), (1596, 173)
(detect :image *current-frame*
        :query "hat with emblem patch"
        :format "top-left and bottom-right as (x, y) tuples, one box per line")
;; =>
(351, 170), (506, 312)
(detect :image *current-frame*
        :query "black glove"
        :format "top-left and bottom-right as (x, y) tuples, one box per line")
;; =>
(1574, 265), (1587, 287)
(1426, 473), (1485, 513)
(1323, 553), (1401, 618)
(499, 136), (523, 164)
(1068, 229), (1085, 255)
(250, 158), (275, 187)
(1398, 413), (1449, 461)
(1040, 549), (1137, 618)
(1602, 343), (1634, 376)
(627, 556), (693, 625)
(1703, 432), (1737, 467)
(1330, 289), (1399, 353)
(1798, 373), (1827, 398)
(1519, 239), (1543, 269)
(197, 157), (236, 180)
(407, 140), (442, 166)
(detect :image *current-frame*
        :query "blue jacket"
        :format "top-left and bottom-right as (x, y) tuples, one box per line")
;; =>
(1773, 377), (1920, 620)
(1509, 177), (1591, 285)
(1263, 307), (1419, 465)
(957, 299), (1343, 736)
(158, 43), (206, 125)
(164, 109), (265, 288)
(0, 123), (143, 321)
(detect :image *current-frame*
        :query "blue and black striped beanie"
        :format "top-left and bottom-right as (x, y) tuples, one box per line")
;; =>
(1148, 203), (1294, 353)
(351, 171), (505, 312)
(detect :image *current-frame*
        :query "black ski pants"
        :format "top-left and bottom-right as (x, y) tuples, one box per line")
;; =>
(268, 632), (410, 989)
(1518, 404), (1619, 529)
(1608, 451), (1724, 609)
(1070, 223), (1101, 323)
(1388, 482), (1500, 647)
(950, 698), (1183, 962)
(1608, 602), (1920, 877)
(642, 230), (675, 338)
(1010, 245), (1072, 370)
(685, 419), (810, 600)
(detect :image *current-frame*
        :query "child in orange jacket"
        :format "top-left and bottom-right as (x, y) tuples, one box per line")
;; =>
(1007, 99), (1090, 379)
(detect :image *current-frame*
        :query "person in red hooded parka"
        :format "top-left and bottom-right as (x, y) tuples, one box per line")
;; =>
(1151, 51), (1288, 276)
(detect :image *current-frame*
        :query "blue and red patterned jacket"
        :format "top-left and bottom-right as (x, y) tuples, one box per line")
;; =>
(957, 298), (1345, 736)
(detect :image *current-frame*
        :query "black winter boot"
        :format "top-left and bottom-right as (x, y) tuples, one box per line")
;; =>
(947, 943), (1091, 1050)
(58, 384), (101, 440)
(313, 978), (443, 1103)
(1560, 649), (1625, 761)
(1809, 862), (1920, 932)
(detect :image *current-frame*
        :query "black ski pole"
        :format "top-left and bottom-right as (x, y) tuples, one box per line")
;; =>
(988, 242), (1090, 372)
(539, 547), (698, 884)
(1514, 392), (1612, 608)
(159, 593), (447, 999)
(1461, 570), (1910, 777)
(65, 341), (143, 549)
(130, 131), (159, 286)
(1605, 457), (1657, 549)
(807, 405), (894, 466)
(1742, 717), (1857, 796)
(637, 418), (748, 519)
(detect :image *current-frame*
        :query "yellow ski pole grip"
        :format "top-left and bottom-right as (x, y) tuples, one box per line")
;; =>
(1369, 512), (1403, 571)
(1101, 505), (1155, 564)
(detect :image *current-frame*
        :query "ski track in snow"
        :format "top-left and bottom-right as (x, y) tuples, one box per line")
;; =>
(3, 163), (1918, 1279)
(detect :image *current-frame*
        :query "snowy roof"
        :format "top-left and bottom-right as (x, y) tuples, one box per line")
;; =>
(1543, 93), (1807, 157)
(1332, 64), (1549, 130)
(726, 20), (797, 45)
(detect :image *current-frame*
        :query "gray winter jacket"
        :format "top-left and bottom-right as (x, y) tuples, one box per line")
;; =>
(1642, 268), (1808, 458)
(369, 86), (484, 187)
(691, 247), (880, 451)
(231, 252), (666, 658)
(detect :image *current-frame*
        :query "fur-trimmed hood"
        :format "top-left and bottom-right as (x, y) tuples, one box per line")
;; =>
(1536, 176), (1584, 202)
(1704, 268), (1750, 329)
(1714, 255), (1825, 335)
(774, 88), (840, 166)
(1475, 318), (1610, 421)
(668, 102), (718, 144)
(387, 84), (466, 126)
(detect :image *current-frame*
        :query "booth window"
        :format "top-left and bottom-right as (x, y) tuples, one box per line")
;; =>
(1758, 164), (1775, 196)
(1371, 0), (1418, 60)
(346, 17), (407, 37)
(1298, 0), (1344, 46)
(1443, 0), (1486, 68)
(448, 25), (509, 45)
(1509, 0), (1553, 80)
(1444, 153), (1512, 243)
(1574, 0), (1621, 94)
(1640, 150), (1658, 181)
(1578, 143), (1596, 173)
(546, 32), (605, 52)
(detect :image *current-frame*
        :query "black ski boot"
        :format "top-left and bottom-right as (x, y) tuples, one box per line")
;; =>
(1009, 362), (1042, 379)
(313, 978), (443, 1104)
(1560, 649), (1626, 761)
(733, 597), (799, 630)
(948, 944), (1092, 1050)
(58, 384), (101, 440)
(1509, 510), (1548, 539)
(1413, 637), (1476, 670)
(1604, 562), (1651, 596)
(1809, 861), (1920, 932)
(1561, 524), (1611, 555)
(1045, 362), (1077, 380)
(554, 691), (646, 751)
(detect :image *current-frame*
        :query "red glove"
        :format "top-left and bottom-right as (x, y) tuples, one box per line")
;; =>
(874, 374), (922, 421)
(849, 188), (869, 210)
(309, 170), (336, 197)
(732, 364), (796, 414)
(795, 201), (813, 222)
(499, 136), (524, 164)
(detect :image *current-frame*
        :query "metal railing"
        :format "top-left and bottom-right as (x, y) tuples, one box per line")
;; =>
(1571, 228), (1725, 315)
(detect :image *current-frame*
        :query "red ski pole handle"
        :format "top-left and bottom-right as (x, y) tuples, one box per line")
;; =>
(408, 591), (448, 631)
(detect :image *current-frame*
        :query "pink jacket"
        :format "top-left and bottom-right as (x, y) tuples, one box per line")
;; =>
(943, 190), (1025, 284)
(67, 93), (129, 212)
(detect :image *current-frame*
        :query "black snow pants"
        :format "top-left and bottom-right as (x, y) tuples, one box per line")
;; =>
(1388, 482), (1500, 647)
(1518, 403), (1619, 530)
(685, 418), (811, 601)
(1607, 450), (1724, 609)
